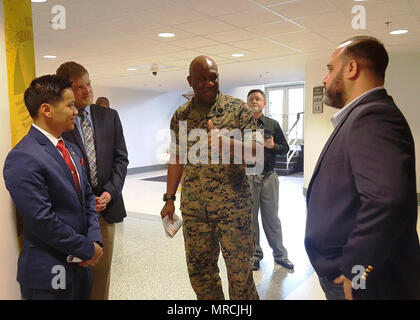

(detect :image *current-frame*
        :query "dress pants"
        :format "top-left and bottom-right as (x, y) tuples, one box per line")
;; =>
(91, 215), (115, 300)
(319, 276), (346, 300)
(248, 171), (287, 262)
(20, 265), (92, 300)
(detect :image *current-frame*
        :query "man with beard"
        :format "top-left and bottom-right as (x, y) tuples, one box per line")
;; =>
(305, 36), (420, 299)
(160, 56), (260, 300)
(246, 89), (292, 272)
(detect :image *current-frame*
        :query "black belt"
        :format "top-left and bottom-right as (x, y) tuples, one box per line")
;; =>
(249, 170), (274, 177)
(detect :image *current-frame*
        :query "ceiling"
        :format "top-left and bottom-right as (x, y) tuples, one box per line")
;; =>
(31, 0), (420, 92)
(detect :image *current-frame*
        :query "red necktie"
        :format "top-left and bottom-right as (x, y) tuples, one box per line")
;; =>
(57, 140), (81, 196)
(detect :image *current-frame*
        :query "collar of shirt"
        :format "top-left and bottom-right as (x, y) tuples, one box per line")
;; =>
(256, 114), (266, 128)
(33, 124), (81, 181)
(190, 93), (222, 120)
(330, 86), (384, 128)
(77, 104), (92, 119)
(32, 123), (63, 147)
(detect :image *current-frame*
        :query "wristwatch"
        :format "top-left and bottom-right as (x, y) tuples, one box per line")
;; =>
(163, 193), (176, 201)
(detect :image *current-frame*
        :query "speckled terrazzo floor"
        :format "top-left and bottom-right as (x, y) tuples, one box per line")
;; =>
(109, 171), (325, 300)
(109, 170), (420, 300)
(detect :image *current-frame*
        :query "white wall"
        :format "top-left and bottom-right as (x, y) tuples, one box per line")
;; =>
(386, 52), (420, 194)
(304, 51), (420, 193)
(222, 84), (264, 102)
(0, 1), (21, 299)
(94, 85), (269, 170)
(94, 86), (184, 168)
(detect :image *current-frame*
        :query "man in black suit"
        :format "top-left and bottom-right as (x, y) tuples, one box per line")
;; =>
(305, 36), (420, 300)
(57, 62), (129, 300)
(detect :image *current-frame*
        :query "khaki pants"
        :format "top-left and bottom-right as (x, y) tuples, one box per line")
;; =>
(91, 216), (115, 300)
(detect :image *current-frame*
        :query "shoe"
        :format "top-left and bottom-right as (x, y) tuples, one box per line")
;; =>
(251, 260), (260, 271)
(275, 258), (294, 270)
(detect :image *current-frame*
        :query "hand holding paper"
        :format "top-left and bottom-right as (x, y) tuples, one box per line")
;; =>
(162, 213), (183, 238)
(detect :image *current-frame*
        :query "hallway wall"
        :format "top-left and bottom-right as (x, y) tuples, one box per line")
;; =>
(0, 0), (21, 299)
(94, 86), (184, 169)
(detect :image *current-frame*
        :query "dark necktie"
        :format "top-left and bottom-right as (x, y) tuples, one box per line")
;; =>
(79, 109), (98, 188)
(57, 140), (81, 196)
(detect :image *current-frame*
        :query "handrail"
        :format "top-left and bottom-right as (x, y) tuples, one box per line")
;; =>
(286, 113), (301, 136)
(285, 113), (304, 170)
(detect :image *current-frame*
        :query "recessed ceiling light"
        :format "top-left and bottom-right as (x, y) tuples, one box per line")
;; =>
(31, 0), (47, 3)
(158, 33), (175, 38)
(390, 29), (408, 35)
(43, 55), (57, 59)
(232, 53), (244, 57)
(127, 68), (137, 71)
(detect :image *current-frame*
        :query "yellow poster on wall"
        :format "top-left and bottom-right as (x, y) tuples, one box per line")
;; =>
(3, 0), (35, 147)
(3, 0), (35, 250)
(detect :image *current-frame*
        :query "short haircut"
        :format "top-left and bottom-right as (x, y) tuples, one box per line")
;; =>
(56, 61), (88, 81)
(24, 74), (72, 118)
(96, 97), (109, 105)
(247, 89), (266, 100)
(340, 36), (389, 80)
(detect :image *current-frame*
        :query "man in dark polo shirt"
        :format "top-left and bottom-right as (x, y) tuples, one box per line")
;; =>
(247, 89), (293, 271)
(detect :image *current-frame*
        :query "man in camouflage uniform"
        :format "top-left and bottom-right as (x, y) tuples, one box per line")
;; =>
(161, 56), (260, 300)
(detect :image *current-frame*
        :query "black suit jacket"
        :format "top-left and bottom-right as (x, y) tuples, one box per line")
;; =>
(63, 104), (129, 223)
(305, 89), (420, 299)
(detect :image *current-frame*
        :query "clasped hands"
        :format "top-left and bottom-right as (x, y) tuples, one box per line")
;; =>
(79, 242), (103, 268)
(96, 191), (112, 212)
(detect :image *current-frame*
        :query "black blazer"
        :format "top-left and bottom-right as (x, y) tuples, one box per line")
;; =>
(305, 89), (420, 299)
(63, 104), (129, 223)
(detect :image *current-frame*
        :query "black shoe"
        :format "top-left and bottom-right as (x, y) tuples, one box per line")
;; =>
(275, 258), (294, 270)
(251, 260), (260, 271)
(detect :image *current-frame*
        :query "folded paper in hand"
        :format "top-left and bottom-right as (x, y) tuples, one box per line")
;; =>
(66, 255), (82, 263)
(162, 214), (183, 238)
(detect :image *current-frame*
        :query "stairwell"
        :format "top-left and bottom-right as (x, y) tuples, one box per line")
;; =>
(275, 144), (304, 176)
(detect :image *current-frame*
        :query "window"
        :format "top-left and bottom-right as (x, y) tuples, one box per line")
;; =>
(265, 84), (304, 143)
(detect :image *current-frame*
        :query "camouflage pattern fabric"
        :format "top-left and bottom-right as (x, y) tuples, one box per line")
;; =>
(171, 93), (259, 300)
(170, 93), (257, 220)
(182, 213), (258, 300)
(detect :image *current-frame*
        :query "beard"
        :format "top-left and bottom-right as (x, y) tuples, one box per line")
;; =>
(250, 105), (263, 114)
(323, 70), (346, 109)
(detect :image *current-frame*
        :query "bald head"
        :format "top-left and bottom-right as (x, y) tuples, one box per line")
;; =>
(189, 55), (218, 76)
(187, 55), (219, 107)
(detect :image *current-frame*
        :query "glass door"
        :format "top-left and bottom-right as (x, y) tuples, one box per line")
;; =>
(266, 84), (304, 145)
